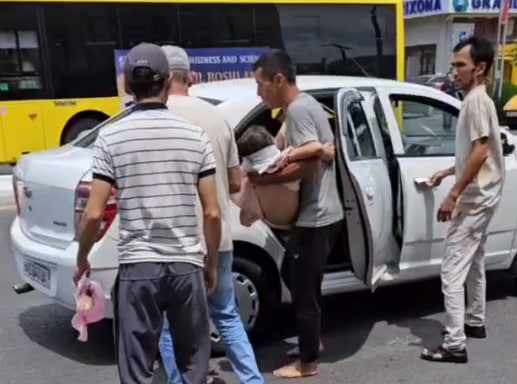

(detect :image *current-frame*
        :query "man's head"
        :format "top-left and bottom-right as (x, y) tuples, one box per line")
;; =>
(451, 36), (494, 91)
(237, 125), (275, 157)
(161, 45), (191, 89)
(124, 42), (171, 103)
(252, 49), (297, 108)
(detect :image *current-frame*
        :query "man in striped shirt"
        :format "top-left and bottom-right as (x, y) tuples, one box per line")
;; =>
(73, 42), (221, 384)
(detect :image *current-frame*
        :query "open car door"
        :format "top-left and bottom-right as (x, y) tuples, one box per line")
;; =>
(334, 88), (399, 291)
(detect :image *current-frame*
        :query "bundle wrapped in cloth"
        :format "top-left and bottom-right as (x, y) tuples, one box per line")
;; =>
(71, 273), (106, 342)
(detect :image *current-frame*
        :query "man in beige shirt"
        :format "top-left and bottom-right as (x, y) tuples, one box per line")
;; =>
(421, 36), (504, 363)
(158, 45), (265, 384)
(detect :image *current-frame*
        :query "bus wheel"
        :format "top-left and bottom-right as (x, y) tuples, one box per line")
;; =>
(62, 117), (104, 144)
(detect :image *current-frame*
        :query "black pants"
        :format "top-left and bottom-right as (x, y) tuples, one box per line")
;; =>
(112, 262), (210, 384)
(283, 221), (342, 363)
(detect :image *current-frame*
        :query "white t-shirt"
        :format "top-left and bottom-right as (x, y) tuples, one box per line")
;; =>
(167, 95), (239, 252)
(455, 84), (504, 214)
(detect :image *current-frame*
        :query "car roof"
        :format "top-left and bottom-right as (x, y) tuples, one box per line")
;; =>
(189, 75), (414, 102)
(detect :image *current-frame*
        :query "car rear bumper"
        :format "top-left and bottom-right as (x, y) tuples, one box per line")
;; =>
(10, 216), (116, 318)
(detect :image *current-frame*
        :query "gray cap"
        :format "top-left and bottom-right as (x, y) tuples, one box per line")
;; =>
(124, 42), (170, 84)
(161, 45), (190, 72)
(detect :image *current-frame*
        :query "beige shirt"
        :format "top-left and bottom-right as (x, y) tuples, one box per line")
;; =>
(455, 85), (504, 213)
(167, 95), (239, 252)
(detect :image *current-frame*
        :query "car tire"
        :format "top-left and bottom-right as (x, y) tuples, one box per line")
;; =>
(63, 117), (103, 144)
(232, 256), (279, 343)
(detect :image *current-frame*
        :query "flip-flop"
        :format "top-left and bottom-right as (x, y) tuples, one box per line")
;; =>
(273, 363), (318, 379)
(420, 346), (468, 364)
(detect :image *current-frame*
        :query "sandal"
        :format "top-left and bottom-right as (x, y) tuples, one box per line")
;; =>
(420, 346), (468, 364)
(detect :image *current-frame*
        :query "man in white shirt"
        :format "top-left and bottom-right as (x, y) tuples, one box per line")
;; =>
(421, 36), (504, 363)
(158, 45), (265, 384)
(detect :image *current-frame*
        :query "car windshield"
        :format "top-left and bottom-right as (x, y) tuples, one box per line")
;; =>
(73, 97), (222, 148)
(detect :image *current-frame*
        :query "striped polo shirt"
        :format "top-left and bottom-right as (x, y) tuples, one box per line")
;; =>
(90, 102), (216, 266)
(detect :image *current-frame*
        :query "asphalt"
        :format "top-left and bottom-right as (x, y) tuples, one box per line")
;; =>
(2, 205), (517, 383)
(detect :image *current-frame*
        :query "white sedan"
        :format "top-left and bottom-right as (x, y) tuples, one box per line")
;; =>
(10, 76), (517, 345)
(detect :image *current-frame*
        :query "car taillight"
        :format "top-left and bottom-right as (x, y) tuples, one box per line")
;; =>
(74, 180), (117, 242)
(12, 172), (20, 216)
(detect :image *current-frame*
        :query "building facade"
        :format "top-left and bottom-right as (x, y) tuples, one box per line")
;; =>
(405, 0), (517, 83)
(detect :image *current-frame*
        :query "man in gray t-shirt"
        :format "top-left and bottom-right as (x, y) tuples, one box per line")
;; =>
(250, 50), (344, 379)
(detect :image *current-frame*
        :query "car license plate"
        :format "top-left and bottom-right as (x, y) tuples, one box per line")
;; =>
(23, 261), (51, 289)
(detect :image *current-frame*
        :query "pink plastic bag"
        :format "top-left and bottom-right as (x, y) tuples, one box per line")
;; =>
(71, 273), (106, 342)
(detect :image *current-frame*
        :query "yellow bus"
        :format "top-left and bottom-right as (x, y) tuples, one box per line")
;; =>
(0, 0), (405, 164)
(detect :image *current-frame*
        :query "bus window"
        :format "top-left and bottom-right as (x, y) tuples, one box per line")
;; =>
(179, 4), (255, 48)
(0, 5), (46, 100)
(44, 4), (120, 99)
(118, 4), (179, 49)
(255, 4), (397, 79)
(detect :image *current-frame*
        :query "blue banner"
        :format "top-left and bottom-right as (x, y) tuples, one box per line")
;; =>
(115, 46), (269, 103)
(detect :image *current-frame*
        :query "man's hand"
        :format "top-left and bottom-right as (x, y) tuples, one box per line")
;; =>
(73, 259), (91, 285)
(247, 172), (271, 186)
(321, 143), (335, 162)
(437, 194), (457, 222)
(204, 264), (218, 295)
(426, 170), (447, 188)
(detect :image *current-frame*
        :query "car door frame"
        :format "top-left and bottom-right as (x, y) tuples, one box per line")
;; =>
(334, 87), (400, 290)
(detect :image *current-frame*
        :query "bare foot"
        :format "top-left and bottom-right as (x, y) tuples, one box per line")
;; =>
(273, 361), (318, 379)
(286, 341), (324, 358)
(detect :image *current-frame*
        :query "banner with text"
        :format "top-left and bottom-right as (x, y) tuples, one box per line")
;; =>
(115, 47), (269, 108)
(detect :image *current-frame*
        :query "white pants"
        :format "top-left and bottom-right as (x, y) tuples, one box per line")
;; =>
(441, 208), (494, 350)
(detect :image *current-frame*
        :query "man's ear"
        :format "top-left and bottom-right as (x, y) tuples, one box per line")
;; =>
(475, 62), (487, 78)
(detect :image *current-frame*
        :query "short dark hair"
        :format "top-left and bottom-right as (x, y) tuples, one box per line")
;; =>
(252, 49), (296, 84)
(237, 125), (275, 157)
(453, 36), (494, 76)
(126, 67), (166, 100)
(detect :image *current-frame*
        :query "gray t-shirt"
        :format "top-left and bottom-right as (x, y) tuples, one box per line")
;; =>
(285, 92), (344, 227)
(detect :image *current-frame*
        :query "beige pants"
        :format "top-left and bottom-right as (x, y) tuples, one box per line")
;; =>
(441, 207), (495, 350)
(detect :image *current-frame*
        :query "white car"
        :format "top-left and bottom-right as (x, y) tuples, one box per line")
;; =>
(10, 76), (517, 345)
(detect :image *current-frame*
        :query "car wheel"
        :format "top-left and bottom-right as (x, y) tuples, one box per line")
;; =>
(63, 117), (103, 144)
(232, 256), (279, 342)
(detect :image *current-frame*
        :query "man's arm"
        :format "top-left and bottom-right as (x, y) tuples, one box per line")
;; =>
(227, 127), (242, 194)
(198, 131), (221, 294)
(287, 141), (334, 162)
(198, 174), (221, 268)
(77, 179), (113, 264)
(449, 138), (489, 199)
(248, 158), (320, 185)
(74, 134), (114, 284)
(251, 101), (322, 185)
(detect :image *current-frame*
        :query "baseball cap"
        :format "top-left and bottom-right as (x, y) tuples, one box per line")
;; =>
(124, 42), (170, 84)
(161, 45), (191, 72)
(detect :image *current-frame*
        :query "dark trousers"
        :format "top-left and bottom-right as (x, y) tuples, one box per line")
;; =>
(283, 221), (342, 363)
(112, 262), (210, 384)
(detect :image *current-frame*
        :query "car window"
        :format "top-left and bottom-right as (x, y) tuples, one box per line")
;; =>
(389, 95), (458, 157)
(346, 100), (377, 160)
